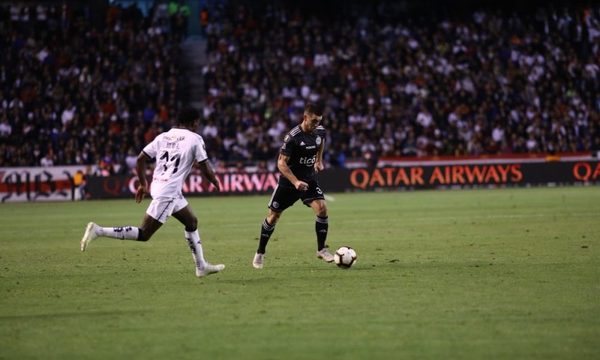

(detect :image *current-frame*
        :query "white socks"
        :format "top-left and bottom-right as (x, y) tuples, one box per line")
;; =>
(97, 226), (139, 240)
(93, 226), (208, 271)
(185, 230), (207, 270)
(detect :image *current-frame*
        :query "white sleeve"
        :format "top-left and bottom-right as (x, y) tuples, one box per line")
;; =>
(142, 135), (159, 159)
(195, 136), (208, 163)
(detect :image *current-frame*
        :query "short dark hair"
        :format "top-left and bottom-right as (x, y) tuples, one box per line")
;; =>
(304, 102), (324, 117)
(177, 107), (200, 126)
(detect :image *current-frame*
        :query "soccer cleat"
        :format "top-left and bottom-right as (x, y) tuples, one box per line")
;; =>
(252, 252), (265, 269)
(316, 247), (335, 263)
(81, 222), (100, 252)
(196, 263), (225, 277)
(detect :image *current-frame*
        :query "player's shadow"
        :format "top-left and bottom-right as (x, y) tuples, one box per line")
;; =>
(217, 277), (278, 284)
(312, 263), (382, 271)
(321, 261), (406, 271)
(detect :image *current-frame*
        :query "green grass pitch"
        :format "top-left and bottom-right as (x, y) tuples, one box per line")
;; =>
(1, 187), (599, 359)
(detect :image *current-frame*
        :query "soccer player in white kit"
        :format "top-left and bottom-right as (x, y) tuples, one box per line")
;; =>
(80, 108), (225, 277)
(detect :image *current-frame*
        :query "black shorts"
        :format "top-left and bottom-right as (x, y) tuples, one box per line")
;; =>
(268, 180), (325, 212)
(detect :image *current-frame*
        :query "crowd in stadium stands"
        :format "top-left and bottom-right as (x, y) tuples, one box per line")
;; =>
(0, 2), (598, 170)
(0, 2), (188, 171)
(202, 3), (599, 168)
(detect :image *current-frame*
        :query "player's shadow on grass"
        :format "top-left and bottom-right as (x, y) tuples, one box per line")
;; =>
(308, 264), (380, 271)
(217, 277), (278, 284)
(324, 261), (404, 271)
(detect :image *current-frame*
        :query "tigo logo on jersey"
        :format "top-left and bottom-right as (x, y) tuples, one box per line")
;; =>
(299, 156), (316, 166)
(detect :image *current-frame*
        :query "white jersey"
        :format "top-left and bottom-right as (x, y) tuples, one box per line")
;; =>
(142, 128), (208, 199)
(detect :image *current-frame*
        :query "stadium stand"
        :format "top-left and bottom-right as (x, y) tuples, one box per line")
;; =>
(202, 2), (599, 168)
(0, 2), (187, 170)
(0, 1), (598, 170)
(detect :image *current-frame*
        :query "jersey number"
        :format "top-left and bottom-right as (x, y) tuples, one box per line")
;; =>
(159, 151), (181, 175)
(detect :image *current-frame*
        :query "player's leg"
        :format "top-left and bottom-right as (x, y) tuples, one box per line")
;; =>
(257, 208), (282, 253)
(137, 214), (163, 241)
(253, 185), (297, 268)
(302, 183), (334, 262)
(253, 208), (282, 269)
(80, 214), (162, 251)
(81, 197), (172, 251)
(172, 203), (224, 277)
(310, 199), (329, 249)
(309, 199), (333, 262)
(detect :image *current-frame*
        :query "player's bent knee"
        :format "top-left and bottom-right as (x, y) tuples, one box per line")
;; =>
(137, 229), (151, 242)
(187, 217), (198, 231)
(314, 203), (328, 217)
(267, 211), (281, 225)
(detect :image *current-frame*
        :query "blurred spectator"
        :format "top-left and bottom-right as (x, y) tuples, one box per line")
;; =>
(0, 2), (186, 167)
(201, 2), (599, 166)
(1, 1), (599, 171)
(97, 155), (115, 177)
(124, 148), (138, 173)
(73, 169), (86, 200)
(200, 7), (209, 37)
(40, 152), (54, 167)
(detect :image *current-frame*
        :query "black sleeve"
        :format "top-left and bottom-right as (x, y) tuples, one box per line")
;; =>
(316, 128), (326, 148)
(280, 133), (295, 156)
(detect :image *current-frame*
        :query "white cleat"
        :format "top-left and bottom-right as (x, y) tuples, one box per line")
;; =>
(196, 263), (225, 277)
(81, 222), (99, 252)
(252, 252), (265, 269)
(316, 247), (335, 263)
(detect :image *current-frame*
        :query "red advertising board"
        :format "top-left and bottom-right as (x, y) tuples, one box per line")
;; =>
(87, 171), (281, 199)
(84, 160), (600, 199)
(0, 166), (90, 202)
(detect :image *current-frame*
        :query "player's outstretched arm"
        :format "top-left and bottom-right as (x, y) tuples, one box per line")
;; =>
(135, 152), (151, 203)
(198, 160), (220, 191)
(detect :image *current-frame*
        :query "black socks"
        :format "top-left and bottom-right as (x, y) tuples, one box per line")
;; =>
(257, 219), (275, 254)
(315, 216), (328, 251)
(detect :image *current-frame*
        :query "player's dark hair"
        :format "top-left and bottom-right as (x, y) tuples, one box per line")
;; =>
(304, 102), (324, 117)
(177, 107), (200, 126)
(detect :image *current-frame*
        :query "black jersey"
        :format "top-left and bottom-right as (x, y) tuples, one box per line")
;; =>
(278, 124), (326, 187)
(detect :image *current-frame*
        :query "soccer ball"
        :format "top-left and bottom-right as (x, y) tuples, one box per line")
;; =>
(334, 246), (357, 268)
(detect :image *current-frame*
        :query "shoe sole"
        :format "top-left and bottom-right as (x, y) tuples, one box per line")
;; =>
(196, 265), (225, 277)
(252, 263), (263, 269)
(80, 222), (95, 252)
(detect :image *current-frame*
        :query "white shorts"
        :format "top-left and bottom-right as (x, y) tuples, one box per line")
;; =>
(146, 196), (189, 223)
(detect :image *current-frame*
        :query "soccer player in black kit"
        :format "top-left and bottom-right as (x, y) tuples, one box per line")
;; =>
(252, 103), (335, 268)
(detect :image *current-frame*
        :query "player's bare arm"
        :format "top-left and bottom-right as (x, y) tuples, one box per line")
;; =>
(315, 138), (325, 172)
(197, 160), (221, 191)
(278, 153), (308, 191)
(135, 152), (151, 203)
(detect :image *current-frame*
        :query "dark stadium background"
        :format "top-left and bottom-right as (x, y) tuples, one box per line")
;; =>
(0, 0), (598, 201)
